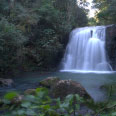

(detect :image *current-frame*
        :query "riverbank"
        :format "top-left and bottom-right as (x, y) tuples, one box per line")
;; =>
(0, 71), (116, 102)
(0, 76), (116, 116)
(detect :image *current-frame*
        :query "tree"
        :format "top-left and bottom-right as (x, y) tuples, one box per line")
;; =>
(92, 0), (116, 25)
(0, 0), (88, 76)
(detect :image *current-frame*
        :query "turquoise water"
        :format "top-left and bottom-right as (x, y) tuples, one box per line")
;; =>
(0, 71), (116, 102)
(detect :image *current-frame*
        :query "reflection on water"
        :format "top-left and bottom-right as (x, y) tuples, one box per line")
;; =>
(0, 71), (116, 102)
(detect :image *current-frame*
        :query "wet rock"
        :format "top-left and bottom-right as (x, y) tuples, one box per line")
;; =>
(106, 24), (116, 70)
(52, 80), (90, 99)
(40, 77), (60, 88)
(24, 89), (36, 95)
(0, 78), (14, 87)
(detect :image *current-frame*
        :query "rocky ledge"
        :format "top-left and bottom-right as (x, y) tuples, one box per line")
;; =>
(106, 24), (116, 70)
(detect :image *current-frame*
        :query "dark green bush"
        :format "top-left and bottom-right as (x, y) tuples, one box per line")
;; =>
(1, 87), (116, 116)
(0, 0), (88, 75)
(0, 18), (26, 76)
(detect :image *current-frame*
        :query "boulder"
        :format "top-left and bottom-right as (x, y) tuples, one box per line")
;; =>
(40, 77), (60, 88)
(24, 89), (36, 95)
(0, 78), (14, 87)
(52, 80), (89, 99)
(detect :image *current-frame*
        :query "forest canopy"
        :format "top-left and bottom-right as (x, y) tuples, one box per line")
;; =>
(0, 0), (88, 76)
(92, 0), (116, 25)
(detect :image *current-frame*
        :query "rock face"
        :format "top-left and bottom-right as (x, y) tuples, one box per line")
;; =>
(52, 80), (89, 99)
(0, 78), (14, 87)
(106, 25), (116, 70)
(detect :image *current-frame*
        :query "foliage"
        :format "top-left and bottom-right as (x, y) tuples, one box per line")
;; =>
(0, 87), (85, 116)
(85, 99), (116, 116)
(92, 0), (116, 25)
(0, 18), (26, 76)
(0, 0), (88, 75)
(101, 83), (116, 101)
(0, 87), (116, 116)
(4, 91), (18, 101)
(56, 94), (83, 116)
(88, 17), (97, 26)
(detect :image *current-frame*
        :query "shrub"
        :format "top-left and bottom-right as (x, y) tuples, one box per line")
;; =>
(0, 18), (26, 76)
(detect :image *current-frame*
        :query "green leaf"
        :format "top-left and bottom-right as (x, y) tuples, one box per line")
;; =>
(36, 88), (43, 93)
(60, 102), (69, 109)
(112, 112), (116, 116)
(42, 105), (51, 110)
(17, 109), (25, 115)
(69, 109), (74, 113)
(75, 94), (83, 102)
(21, 102), (31, 108)
(75, 104), (80, 110)
(36, 91), (45, 98)
(107, 101), (116, 108)
(26, 109), (36, 115)
(24, 95), (35, 102)
(4, 91), (18, 100)
(56, 98), (61, 107)
(30, 105), (39, 109)
(36, 87), (48, 93)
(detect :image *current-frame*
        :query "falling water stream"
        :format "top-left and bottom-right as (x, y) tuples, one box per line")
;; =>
(61, 26), (112, 72)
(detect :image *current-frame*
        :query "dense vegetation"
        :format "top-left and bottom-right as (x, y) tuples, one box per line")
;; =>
(0, 87), (116, 116)
(0, 1), (116, 116)
(0, 0), (88, 77)
(89, 0), (116, 25)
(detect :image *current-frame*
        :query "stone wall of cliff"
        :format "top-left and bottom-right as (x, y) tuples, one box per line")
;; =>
(106, 25), (116, 70)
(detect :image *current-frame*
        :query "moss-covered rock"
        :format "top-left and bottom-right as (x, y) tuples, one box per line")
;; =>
(52, 80), (90, 99)
(24, 89), (36, 95)
(40, 77), (60, 88)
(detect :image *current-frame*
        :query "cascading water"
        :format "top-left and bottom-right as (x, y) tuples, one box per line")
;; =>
(61, 26), (112, 72)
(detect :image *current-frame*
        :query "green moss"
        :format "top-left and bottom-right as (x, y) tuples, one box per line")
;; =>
(40, 77), (60, 88)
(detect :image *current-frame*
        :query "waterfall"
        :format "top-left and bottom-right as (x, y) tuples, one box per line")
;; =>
(61, 26), (112, 72)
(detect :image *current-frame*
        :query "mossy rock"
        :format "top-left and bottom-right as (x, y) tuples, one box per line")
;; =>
(24, 89), (36, 95)
(52, 80), (90, 99)
(40, 77), (60, 88)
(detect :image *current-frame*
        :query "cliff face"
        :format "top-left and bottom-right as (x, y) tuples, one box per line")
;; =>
(106, 25), (116, 70)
